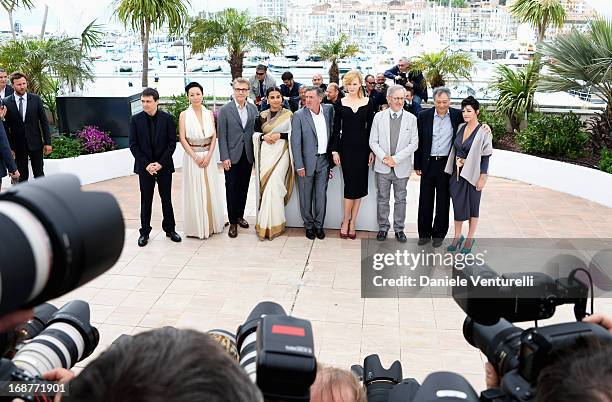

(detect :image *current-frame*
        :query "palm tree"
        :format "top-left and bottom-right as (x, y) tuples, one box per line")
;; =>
(410, 48), (474, 89)
(509, 0), (566, 45)
(115, 0), (190, 88)
(80, 19), (105, 54)
(490, 61), (540, 133)
(312, 34), (359, 84)
(540, 19), (612, 152)
(40, 3), (49, 39)
(0, 38), (94, 94)
(189, 8), (286, 80)
(0, 0), (35, 39)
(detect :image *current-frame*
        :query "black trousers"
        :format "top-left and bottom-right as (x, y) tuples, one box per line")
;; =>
(139, 172), (175, 237)
(224, 149), (253, 224)
(16, 149), (44, 182)
(417, 158), (451, 239)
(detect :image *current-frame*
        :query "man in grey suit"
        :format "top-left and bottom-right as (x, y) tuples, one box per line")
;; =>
(369, 85), (419, 242)
(290, 86), (334, 240)
(217, 77), (258, 238)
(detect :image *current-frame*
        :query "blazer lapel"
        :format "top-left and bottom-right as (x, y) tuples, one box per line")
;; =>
(25, 93), (35, 122)
(396, 111), (409, 150)
(229, 101), (243, 129)
(303, 108), (317, 138)
(383, 109), (392, 153)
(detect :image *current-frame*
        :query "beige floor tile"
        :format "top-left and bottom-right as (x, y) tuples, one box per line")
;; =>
(90, 289), (132, 306)
(105, 275), (144, 291)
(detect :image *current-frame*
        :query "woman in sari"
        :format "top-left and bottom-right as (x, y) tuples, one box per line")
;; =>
(179, 81), (225, 239)
(253, 87), (294, 240)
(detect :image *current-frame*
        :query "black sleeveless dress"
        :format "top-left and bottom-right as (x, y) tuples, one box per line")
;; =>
(331, 98), (375, 199)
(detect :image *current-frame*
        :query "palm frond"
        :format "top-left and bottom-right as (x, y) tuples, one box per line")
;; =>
(80, 19), (105, 53)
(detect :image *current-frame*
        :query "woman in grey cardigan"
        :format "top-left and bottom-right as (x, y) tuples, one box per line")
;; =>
(444, 97), (493, 253)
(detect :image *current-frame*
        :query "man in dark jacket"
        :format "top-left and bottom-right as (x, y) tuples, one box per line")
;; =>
(384, 57), (428, 104)
(0, 72), (51, 182)
(129, 87), (181, 247)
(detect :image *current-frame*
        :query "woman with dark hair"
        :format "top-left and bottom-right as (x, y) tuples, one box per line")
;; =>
(179, 81), (225, 239)
(444, 96), (493, 253)
(252, 86), (294, 240)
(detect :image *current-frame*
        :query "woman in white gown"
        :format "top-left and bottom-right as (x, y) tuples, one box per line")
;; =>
(179, 82), (225, 239)
(253, 87), (294, 240)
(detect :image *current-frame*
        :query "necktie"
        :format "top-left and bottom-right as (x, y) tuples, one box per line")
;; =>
(18, 97), (23, 121)
(259, 81), (264, 98)
(392, 112), (397, 120)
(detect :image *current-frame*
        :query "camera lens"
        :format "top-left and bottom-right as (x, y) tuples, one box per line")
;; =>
(12, 300), (99, 377)
(463, 316), (522, 376)
(0, 174), (124, 316)
(22, 303), (59, 341)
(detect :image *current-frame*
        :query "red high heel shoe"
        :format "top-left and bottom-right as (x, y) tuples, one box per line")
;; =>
(340, 220), (348, 239)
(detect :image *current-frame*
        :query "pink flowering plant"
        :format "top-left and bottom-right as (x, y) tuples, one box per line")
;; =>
(76, 126), (115, 154)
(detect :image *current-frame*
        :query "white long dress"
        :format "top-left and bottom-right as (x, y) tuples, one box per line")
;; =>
(182, 106), (225, 239)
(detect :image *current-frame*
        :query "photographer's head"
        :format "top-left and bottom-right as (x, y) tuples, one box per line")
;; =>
(310, 365), (366, 402)
(68, 327), (263, 402)
(536, 338), (612, 402)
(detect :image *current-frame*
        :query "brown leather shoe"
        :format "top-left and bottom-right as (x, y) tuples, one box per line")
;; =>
(236, 217), (249, 229)
(228, 224), (238, 238)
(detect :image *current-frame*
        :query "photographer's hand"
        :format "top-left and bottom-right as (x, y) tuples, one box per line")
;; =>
(42, 368), (76, 402)
(484, 362), (500, 389)
(584, 313), (612, 333)
(0, 309), (33, 332)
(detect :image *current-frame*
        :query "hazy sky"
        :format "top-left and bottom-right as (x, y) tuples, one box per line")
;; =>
(1, 0), (609, 36)
(1, 0), (256, 35)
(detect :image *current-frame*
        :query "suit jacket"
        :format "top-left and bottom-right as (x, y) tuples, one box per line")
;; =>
(369, 108), (419, 179)
(0, 122), (16, 178)
(248, 73), (276, 101)
(1, 85), (14, 98)
(366, 89), (387, 111)
(129, 110), (176, 175)
(217, 100), (258, 164)
(290, 104), (334, 177)
(3, 93), (51, 154)
(414, 107), (464, 175)
(404, 101), (422, 117)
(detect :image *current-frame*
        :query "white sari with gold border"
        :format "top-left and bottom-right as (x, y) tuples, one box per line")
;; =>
(253, 108), (294, 240)
(182, 106), (225, 239)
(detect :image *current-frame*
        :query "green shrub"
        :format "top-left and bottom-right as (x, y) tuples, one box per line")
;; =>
(164, 94), (190, 135)
(45, 134), (83, 159)
(600, 148), (612, 174)
(479, 107), (506, 143)
(515, 112), (589, 159)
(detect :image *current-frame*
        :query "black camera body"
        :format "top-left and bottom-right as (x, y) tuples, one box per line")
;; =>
(236, 302), (317, 402)
(0, 359), (56, 402)
(466, 318), (612, 402)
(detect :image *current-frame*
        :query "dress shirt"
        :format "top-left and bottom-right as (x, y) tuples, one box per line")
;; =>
(431, 110), (453, 156)
(16, 93), (27, 122)
(234, 100), (248, 129)
(309, 107), (328, 154)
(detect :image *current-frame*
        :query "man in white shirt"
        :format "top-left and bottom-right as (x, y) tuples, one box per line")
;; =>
(0, 68), (14, 99)
(290, 86), (334, 240)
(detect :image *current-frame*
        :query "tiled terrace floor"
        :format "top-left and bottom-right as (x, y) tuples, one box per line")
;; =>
(54, 171), (612, 392)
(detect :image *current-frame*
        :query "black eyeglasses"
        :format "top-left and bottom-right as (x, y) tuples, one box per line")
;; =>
(366, 81), (375, 85)
(256, 72), (265, 76)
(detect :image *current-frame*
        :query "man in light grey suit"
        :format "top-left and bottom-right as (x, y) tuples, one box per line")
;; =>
(369, 85), (419, 242)
(217, 77), (259, 238)
(290, 86), (334, 240)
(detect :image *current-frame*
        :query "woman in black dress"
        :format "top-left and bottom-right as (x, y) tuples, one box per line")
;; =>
(446, 96), (492, 253)
(330, 70), (375, 239)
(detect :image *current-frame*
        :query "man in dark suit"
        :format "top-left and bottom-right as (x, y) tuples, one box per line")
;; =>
(290, 86), (334, 240)
(0, 72), (51, 182)
(217, 77), (258, 238)
(414, 87), (463, 247)
(364, 74), (387, 111)
(403, 87), (422, 116)
(0, 122), (19, 190)
(129, 88), (181, 247)
(0, 68), (14, 99)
